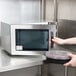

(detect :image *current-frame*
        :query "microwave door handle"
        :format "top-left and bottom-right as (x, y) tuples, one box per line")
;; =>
(51, 32), (54, 48)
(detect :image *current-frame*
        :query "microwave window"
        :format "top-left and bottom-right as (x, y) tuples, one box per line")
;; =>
(15, 29), (49, 51)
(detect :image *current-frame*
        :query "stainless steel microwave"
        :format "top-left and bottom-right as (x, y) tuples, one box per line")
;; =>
(1, 22), (57, 55)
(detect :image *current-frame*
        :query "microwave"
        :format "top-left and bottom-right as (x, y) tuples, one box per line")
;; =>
(1, 22), (57, 55)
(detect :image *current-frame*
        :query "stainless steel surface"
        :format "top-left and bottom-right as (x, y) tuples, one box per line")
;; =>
(0, 48), (46, 72)
(57, 19), (76, 51)
(40, 0), (46, 21)
(64, 66), (68, 76)
(54, 0), (58, 22)
(40, 64), (49, 76)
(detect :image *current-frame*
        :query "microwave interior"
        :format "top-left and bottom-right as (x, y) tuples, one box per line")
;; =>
(15, 29), (49, 51)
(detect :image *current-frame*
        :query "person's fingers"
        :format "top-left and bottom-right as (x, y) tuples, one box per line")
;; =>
(64, 53), (75, 67)
(67, 53), (74, 58)
(51, 37), (57, 43)
(64, 62), (71, 67)
(52, 39), (55, 42)
(63, 53), (73, 67)
(52, 37), (61, 42)
(52, 38), (57, 43)
(53, 37), (58, 39)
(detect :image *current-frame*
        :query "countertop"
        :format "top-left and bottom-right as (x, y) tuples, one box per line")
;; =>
(0, 49), (46, 72)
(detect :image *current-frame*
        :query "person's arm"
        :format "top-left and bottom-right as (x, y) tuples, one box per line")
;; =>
(52, 37), (76, 67)
(52, 37), (76, 45)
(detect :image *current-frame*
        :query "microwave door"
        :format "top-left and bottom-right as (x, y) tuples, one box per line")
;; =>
(15, 29), (49, 51)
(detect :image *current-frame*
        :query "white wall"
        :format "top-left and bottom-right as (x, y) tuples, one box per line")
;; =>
(58, 0), (76, 20)
(20, 0), (40, 23)
(0, 0), (21, 24)
(45, 0), (54, 21)
(0, 0), (40, 24)
(46, 0), (76, 21)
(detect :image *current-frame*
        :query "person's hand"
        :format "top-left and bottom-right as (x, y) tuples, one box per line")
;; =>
(52, 37), (65, 45)
(64, 53), (76, 67)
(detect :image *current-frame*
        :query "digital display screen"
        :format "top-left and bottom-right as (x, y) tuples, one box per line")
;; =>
(15, 29), (49, 51)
